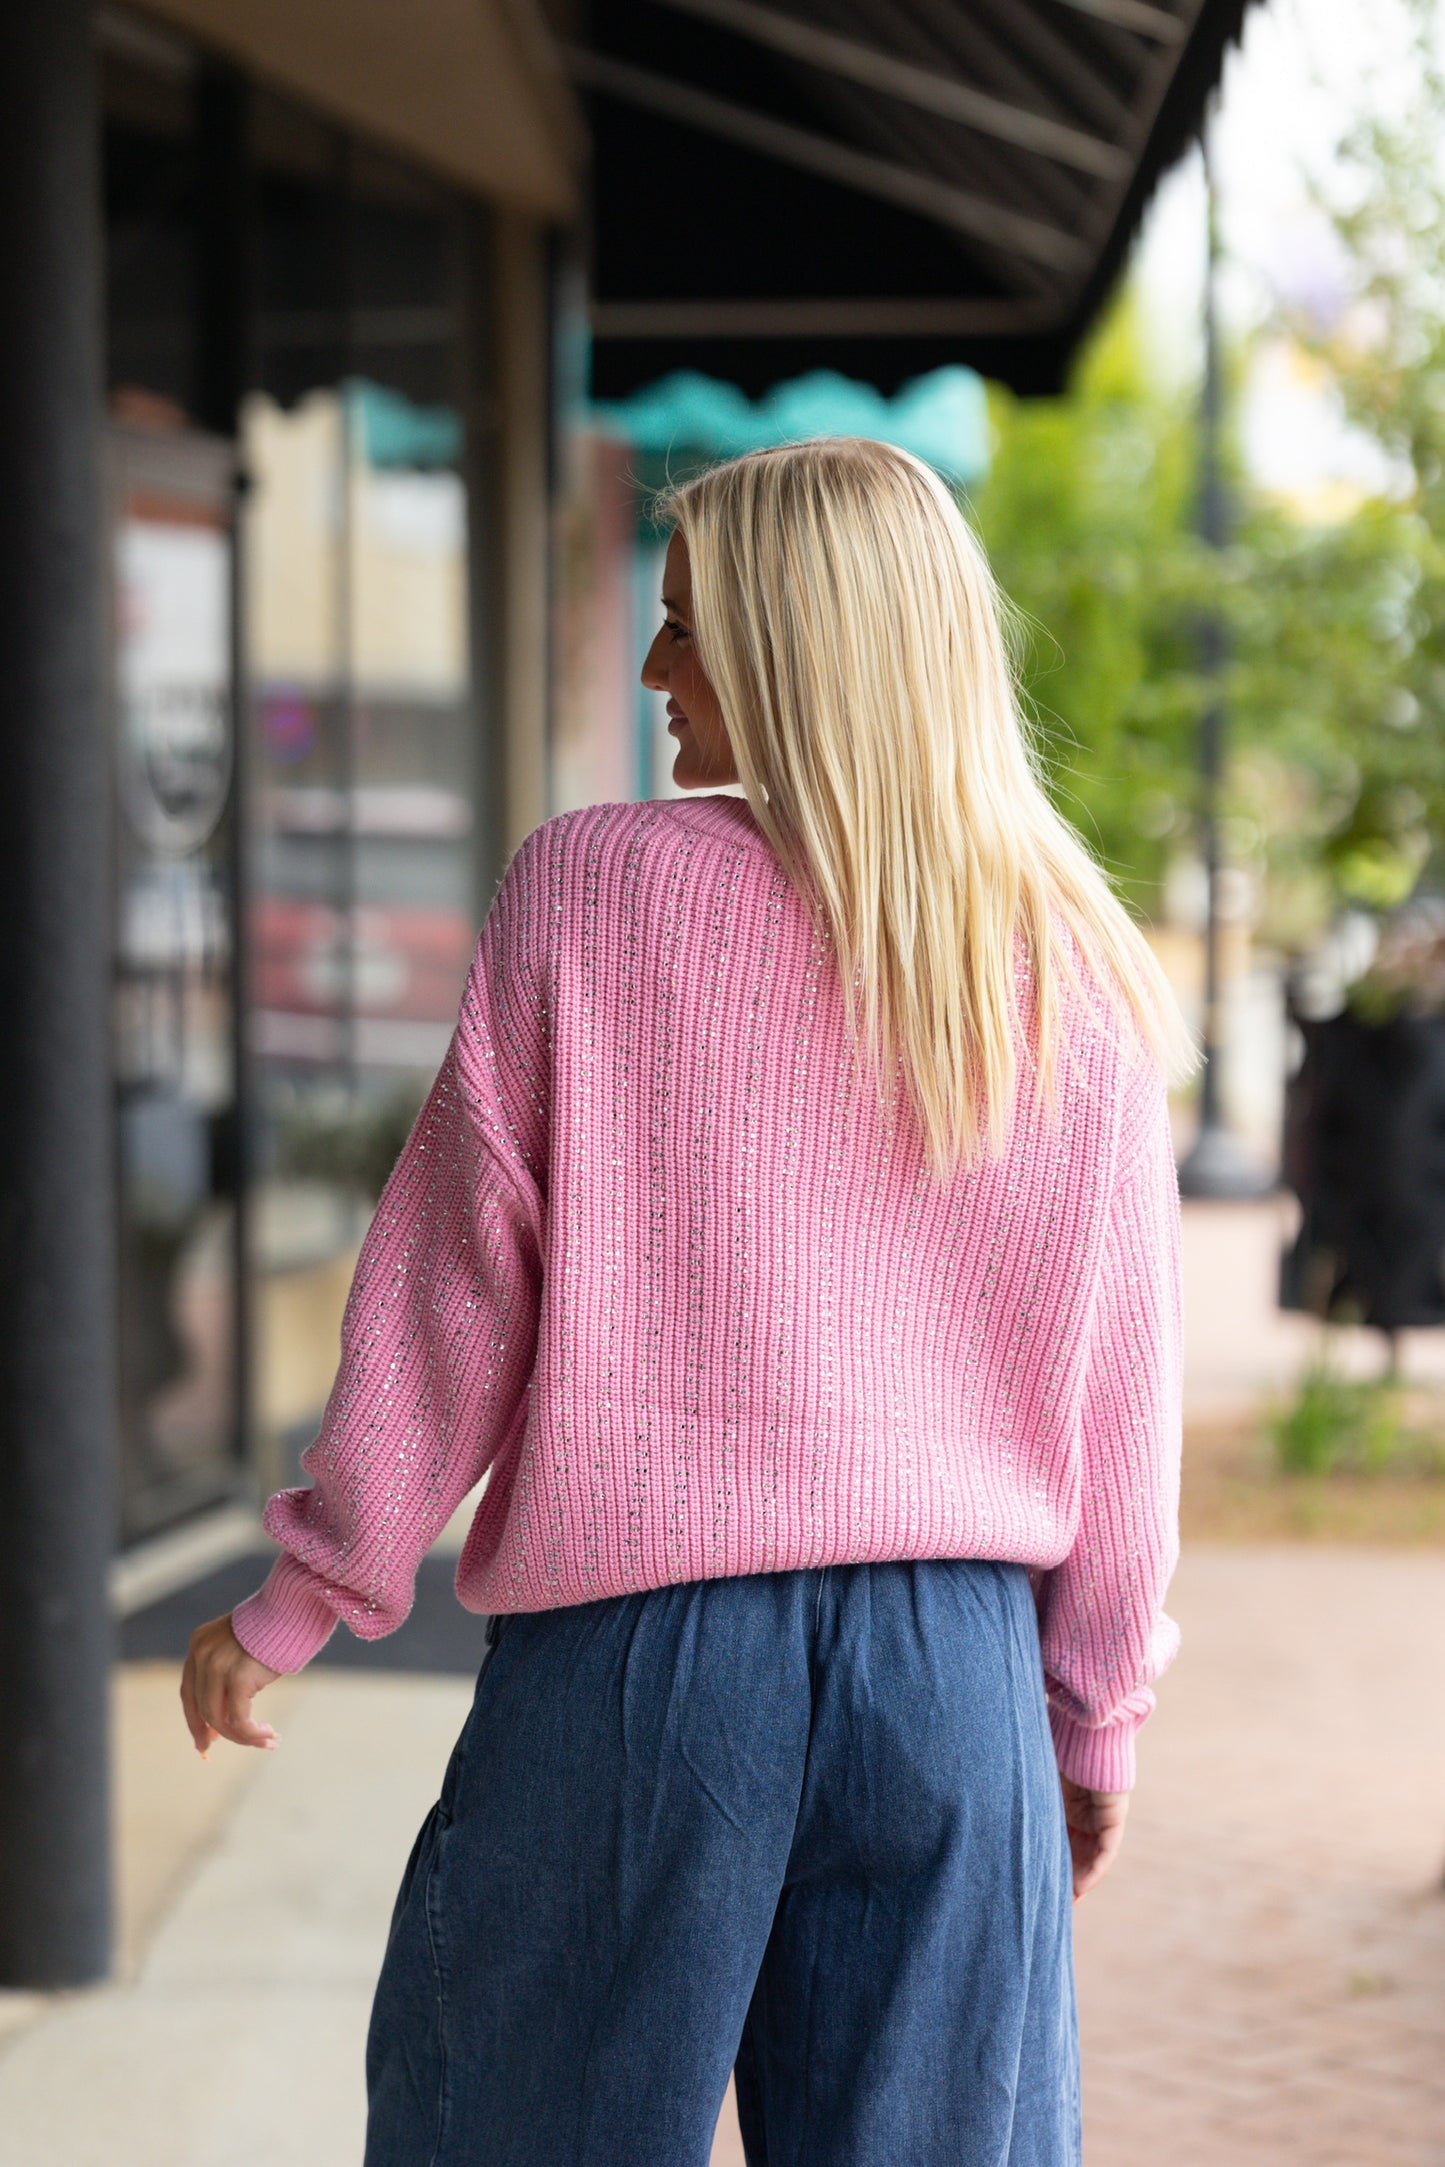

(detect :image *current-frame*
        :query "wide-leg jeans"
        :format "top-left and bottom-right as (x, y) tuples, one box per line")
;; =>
(363, 1557), (1080, 2167)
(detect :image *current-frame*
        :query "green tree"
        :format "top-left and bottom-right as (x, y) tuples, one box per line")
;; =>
(1224, 489), (1434, 940)
(1268, 0), (1445, 916)
(966, 288), (1222, 920)
(971, 64), (1445, 958)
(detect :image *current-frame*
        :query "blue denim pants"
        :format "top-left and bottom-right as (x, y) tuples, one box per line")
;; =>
(363, 1558), (1080, 2166)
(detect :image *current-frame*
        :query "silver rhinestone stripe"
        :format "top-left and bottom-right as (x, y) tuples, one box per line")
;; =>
(656, 823), (700, 1577)
(572, 803), (625, 1590)
(695, 842), (748, 1579)
(610, 803), (665, 1582)
(722, 861), (787, 1574)
(805, 935), (858, 1566)
(758, 908), (823, 1572)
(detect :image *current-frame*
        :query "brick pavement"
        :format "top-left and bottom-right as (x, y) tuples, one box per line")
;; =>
(708, 1195), (1440, 2163)
(712, 1546), (1445, 2167)
(1072, 1546), (1445, 2167)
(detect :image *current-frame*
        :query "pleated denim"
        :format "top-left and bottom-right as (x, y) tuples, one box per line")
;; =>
(363, 1557), (1080, 2167)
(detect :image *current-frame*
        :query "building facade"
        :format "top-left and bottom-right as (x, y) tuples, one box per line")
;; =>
(94, 2), (575, 1547)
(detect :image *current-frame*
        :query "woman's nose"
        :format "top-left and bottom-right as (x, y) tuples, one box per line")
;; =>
(640, 635), (668, 693)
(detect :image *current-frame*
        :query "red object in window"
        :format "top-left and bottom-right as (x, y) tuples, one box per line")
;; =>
(252, 898), (474, 1024)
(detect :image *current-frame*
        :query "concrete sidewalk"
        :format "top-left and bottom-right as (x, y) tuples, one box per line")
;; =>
(3, 1545), (1443, 2165)
(0, 1667), (471, 2166)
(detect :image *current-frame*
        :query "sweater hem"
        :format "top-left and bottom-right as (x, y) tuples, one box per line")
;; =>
(230, 1553), (342, 1674)
(1048, 1702), (1139, 1792)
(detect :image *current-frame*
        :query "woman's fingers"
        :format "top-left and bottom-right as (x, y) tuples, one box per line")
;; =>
(1060, 1779), (1129, 1900)
(178, 1654), (215, 1757)
(180, 1614), (282, 1754)
(1076, 1827), (1124, 1896)
(220, 1667), (279, 1750)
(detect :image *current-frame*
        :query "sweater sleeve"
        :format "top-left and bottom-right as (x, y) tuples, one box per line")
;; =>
(230, 831), (551, 1675)
(1036, 1062), (1184, 1792)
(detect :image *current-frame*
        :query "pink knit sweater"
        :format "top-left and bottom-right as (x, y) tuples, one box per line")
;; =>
(231, 791), (1184, 1791)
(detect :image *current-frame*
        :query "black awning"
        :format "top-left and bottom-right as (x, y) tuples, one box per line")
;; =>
(573, 0), (1257, 398)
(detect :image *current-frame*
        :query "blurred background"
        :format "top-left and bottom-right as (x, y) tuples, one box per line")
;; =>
(2, 0), (1445, 2159)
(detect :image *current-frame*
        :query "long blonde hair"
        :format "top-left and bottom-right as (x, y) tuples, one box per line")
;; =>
(656, 437), (1199, 1185)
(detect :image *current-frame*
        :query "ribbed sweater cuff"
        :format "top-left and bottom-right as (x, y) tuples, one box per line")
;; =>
(1049, 1703), (1139, 1793)
(230, 1552), (342, 1674)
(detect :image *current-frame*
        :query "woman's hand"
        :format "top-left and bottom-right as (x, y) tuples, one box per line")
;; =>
(180, 1612), (284, 1757)
(1060, 1777), (1129, 1900)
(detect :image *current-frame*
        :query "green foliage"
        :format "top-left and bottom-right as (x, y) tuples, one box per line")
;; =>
(1343, 893), (1445, 1019)
(273, 1081), (426, 1202)
(1262, 1330), (1445, 1479)
(1259, 0), (1445, 927)
(965, 291), (1213, 918)
(965, 12), (1445, 948)
(1266, 1353), (1407, 1475)
(1225, 493), (1438, 939)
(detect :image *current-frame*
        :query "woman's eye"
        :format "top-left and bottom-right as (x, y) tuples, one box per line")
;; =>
(665, 618), (689, 643)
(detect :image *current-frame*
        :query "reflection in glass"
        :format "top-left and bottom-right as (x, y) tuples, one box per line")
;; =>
(243, 360), (477, 1486)
(112, 441), (241, 1540)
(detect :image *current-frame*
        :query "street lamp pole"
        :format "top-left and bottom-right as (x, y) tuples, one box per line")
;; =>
(1178, 119), (1274, 1200)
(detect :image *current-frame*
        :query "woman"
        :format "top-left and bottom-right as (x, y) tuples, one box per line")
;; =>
(182, 438), (1194, 2166)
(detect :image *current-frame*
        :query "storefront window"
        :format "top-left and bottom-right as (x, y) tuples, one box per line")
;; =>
(110, 429), (243, 1540)
(101, 18), (493, 1534)
(245, 105), (481, 1493)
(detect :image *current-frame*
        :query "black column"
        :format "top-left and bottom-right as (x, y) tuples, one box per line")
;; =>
(0, 0), (116, 1985)
(195, 59), (252, 439)
(462, 202), (507, 901)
